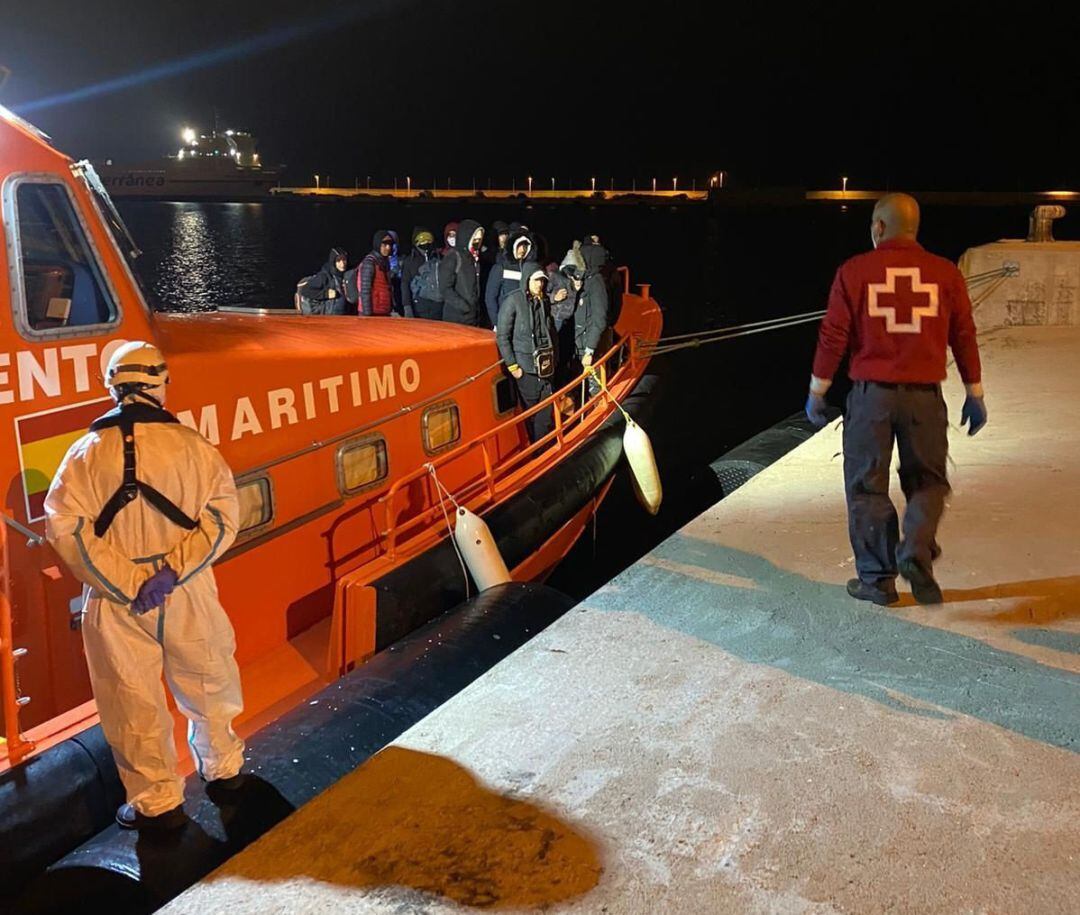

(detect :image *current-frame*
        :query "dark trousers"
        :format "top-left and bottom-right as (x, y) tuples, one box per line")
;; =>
(843, 381), (950, 585)
(515, 372), (554, 443)
(413, 297), (443, 321)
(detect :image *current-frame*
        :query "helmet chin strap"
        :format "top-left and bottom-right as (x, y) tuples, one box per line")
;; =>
(116, 385), (166, 408)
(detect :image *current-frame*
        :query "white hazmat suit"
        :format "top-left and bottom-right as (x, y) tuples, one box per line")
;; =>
(45, 376), (243, 817)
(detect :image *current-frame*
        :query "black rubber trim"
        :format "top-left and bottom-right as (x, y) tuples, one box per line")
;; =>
(14, 582), (577, 915)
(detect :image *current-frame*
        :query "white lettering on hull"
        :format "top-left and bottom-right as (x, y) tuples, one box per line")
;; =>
(0, 342), (424, 445)
(176, 404), (221, 445)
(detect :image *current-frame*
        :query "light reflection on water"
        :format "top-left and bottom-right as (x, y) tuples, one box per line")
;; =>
(119, 201), (276, 312)
(114, 198), (1026, 328)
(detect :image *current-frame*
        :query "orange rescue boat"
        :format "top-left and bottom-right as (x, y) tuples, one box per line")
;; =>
(0, 103), (662, 776)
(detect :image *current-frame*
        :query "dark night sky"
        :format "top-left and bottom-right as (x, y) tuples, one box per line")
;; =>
(2, 0), (1078, 190)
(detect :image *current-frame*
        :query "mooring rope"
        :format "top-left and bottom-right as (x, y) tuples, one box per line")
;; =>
(637, 263), (1018, 357)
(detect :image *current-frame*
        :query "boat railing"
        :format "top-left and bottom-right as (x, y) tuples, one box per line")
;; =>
(0, 515), (34, 765)
(378, 332), (639, 561)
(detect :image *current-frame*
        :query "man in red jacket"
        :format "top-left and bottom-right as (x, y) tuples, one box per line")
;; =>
(806, 193), (987, 606)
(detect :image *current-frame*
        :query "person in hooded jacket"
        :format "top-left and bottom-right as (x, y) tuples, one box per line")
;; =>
(484, 225), (535, 326)
(439, 219), (484, 325)
(441, 221), (460, 256)
(401, 227), (443, 320)
(575, 241), (611, 394)
(359, 230), (395, 317)
(497, 265), (559, 443)
(301, 247), (348, 315)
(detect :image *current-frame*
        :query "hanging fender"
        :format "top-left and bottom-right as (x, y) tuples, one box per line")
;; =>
(623, 417), (662, 515)
(453, 507), (512, 591)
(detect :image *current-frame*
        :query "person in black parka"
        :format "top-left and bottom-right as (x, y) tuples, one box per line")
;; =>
(497, 264), (559, 443)
(400, 227), (443, 320)
(484, 224), (535, 326)
(438, 219), (484, 325)
(301, 247), (348, 315)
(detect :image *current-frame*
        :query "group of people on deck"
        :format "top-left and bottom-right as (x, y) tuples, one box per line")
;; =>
(299, 220), (615, 441)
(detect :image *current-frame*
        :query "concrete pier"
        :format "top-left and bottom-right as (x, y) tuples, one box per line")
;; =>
(166, 326), (1079, 914)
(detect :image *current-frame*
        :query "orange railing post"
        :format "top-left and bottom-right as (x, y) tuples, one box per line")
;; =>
(375, 336), (639, 561)
(0, 517), (33, 764)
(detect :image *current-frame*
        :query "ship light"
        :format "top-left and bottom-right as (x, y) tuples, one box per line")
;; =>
(182, 126), (196, 144)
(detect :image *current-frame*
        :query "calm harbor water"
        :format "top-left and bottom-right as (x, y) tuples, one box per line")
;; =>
(116, 198), (1039, 595)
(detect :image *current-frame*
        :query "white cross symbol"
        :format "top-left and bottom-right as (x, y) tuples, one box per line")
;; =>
(867, 267), (939, 334)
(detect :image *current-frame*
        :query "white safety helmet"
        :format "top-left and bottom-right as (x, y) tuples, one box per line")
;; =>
(106, 341), (169, 404)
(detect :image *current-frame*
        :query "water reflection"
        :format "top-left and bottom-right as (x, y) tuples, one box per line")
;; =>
(121, 201), (279, 312)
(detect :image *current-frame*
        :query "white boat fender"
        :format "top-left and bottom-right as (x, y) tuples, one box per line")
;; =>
(624, 418), (662, 515)
(453, 506), (512, 591)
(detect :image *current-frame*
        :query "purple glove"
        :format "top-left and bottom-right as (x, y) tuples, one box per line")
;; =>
(132, 566), (178, 615)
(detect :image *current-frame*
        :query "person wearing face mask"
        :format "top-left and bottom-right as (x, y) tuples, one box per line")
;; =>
(441, 221), (460, 256)
(359, 230), (396, 317)
(438, 219), (484, 325)
(401, 227), (444, 320)
(497, 265), (559, 443)
(806, 193), (986, 608)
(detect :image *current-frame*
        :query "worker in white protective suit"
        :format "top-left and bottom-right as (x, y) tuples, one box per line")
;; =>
(45, 341), (244, 831)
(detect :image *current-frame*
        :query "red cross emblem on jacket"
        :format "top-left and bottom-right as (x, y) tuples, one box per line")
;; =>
(867, 267), (939, 334)
(812, 238), (982, 385)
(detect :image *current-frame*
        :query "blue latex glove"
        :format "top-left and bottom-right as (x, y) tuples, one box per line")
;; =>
(805, 392), (830, 428)
(131, 566), (179, 615)
(960, 395), (987, 436)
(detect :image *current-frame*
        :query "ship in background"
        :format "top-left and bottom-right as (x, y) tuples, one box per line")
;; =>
(94, 125), (281, 199)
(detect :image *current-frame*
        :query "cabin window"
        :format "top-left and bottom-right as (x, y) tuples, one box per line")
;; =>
(236, 477), (273, 535)
(422, 402), (461, 455)
(9, 180), (120, 337)
(492, 375), (517, 417)
(337, 435), (389, 496)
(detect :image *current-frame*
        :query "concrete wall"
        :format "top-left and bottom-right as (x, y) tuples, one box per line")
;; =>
(959, 240), (1080, 331)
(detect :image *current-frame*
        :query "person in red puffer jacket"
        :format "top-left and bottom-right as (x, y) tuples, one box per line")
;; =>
(360, 230), (395, 316)
(806, 193), (986, 607)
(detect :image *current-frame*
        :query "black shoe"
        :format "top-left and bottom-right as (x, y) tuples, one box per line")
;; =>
(899, 558), (944, 605)
(206, 772), (247, 791)
(205, 772), (250, 807)
(116, 802), (187, 831)
(846, 578), (899, 606)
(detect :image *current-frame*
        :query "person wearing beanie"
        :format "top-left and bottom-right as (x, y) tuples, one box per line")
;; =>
(359, 230), (396, 317)
(496, 264), (559, 443)
(493, 220), (510, 256)
(478, 220), (513, 328)
(401, 227), (444, 320)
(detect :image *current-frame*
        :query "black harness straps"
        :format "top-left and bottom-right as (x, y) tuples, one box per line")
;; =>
(89, 403), (198, 538)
